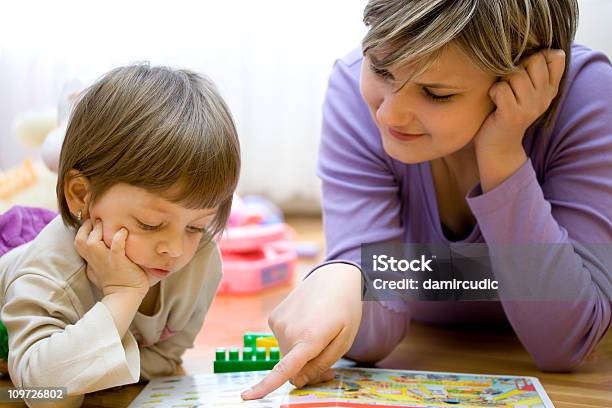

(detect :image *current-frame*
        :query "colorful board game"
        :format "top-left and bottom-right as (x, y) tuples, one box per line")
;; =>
(127, 367), (554, 407)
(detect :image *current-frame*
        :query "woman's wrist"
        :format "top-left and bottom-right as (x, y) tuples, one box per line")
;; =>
(307, 262), (364, 300)
(475, 139), (527, 193)
(309, 262), (362, 281)
(306, 260), (362, 280)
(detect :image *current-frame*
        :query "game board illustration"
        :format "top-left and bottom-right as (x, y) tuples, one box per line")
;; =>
(127, 367), (554, 407)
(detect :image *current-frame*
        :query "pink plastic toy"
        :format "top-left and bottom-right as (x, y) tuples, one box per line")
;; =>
(217, 199), (297, 295)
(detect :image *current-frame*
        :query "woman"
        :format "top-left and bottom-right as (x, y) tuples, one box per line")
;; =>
(243, 0), (612, 399)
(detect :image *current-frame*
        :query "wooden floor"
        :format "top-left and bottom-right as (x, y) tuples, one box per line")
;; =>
(1, 216), (611, 407)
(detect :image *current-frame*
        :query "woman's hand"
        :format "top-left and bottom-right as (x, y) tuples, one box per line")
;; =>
(74, 219), (149, 298)
(474, 49), (566, 192)
(241, 263), (363, 400)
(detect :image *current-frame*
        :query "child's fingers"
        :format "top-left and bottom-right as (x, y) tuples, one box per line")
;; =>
(88, 220), (103, 244)
(110, 228), (128, 258)
(241, 342), (318, 400)
(74, 219), (93, 249)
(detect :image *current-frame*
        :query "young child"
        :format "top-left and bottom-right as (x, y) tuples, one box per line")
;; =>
(0, 64), (240, 406)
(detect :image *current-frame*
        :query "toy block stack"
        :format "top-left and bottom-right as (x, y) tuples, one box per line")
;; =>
(214, 332), (281, 373)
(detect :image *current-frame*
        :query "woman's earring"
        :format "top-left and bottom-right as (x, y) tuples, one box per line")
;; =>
(76, 209), (83, 223)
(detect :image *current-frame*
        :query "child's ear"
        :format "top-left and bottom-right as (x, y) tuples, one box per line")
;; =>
(64, 169), (92, 219)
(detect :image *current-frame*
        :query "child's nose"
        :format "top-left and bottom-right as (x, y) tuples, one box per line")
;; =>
(157, 234), (184, 258)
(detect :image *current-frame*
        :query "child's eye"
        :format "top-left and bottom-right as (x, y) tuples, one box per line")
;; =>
(369, 62), (394, 81)
(137, 220), (162, 231)
(187, 226), (207, 234)
(424, 88), (454, 102)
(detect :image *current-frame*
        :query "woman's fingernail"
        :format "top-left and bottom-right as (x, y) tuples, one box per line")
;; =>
(241, 388), (254, 399)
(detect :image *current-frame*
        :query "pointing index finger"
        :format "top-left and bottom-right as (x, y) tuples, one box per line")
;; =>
(241, 342), (316, 400)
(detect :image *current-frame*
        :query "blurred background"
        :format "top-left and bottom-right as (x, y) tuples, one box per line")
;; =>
(0, 0), (610, 214)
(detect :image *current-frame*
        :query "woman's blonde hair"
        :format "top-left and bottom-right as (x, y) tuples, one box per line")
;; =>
(57, 63), (241, 238)
(362, 0), (578, 127)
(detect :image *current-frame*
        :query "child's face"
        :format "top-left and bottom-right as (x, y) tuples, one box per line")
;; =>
(87, 183), (216, 286)
(360, 43), (497, 163)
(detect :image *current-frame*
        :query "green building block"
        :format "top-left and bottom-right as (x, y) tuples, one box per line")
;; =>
(243, 332), (275, 349)
(0, 320), (8, 361)
(214, 346), (280, 373)
(213, 332), (281, 373)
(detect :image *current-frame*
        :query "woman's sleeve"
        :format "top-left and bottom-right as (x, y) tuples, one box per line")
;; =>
(466, 51), (612, 371)
(2, 274), (140, 407)
(317, 55), (408, 362)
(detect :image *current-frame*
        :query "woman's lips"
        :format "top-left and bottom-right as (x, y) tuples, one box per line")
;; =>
(143, 267), (171, 279)
(387, 127), (426, 141)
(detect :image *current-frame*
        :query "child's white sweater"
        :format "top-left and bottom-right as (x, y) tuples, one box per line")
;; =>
(0, 216), (222, 407)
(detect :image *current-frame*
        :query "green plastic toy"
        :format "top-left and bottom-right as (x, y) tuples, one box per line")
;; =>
(0, 320), (9, 361)
(214, 332), (280, 373)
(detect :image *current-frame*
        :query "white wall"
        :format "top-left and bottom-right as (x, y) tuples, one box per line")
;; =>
(0, 0), (368, 211)
(575, 0), (612, 58)
(0, 0), (609, 211)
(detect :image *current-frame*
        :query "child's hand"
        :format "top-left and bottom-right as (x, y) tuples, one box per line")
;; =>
(74, 219), (149, 298)
(241, 263), (363, 400)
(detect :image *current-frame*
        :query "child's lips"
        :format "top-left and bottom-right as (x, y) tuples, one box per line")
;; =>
(143, 266), (171, 279)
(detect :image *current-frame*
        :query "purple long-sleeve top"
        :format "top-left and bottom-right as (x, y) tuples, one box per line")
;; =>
(317, 44), (612, 371)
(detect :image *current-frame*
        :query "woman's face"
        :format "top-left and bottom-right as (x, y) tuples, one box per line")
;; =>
(360, 44), (498, 163)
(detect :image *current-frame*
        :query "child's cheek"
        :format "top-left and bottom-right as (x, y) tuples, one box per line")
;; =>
(122, 233), (149, 266)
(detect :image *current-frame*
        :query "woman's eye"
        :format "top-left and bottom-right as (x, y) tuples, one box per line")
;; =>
(424, 88), (454, 102)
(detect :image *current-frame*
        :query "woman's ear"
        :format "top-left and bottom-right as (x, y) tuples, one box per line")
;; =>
(64, 169), (91, 219)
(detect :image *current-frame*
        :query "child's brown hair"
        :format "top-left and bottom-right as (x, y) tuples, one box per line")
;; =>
(57, 63), (241, 238)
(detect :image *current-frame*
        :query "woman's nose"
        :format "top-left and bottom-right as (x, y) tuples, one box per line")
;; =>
(376, 91), (416, 128)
